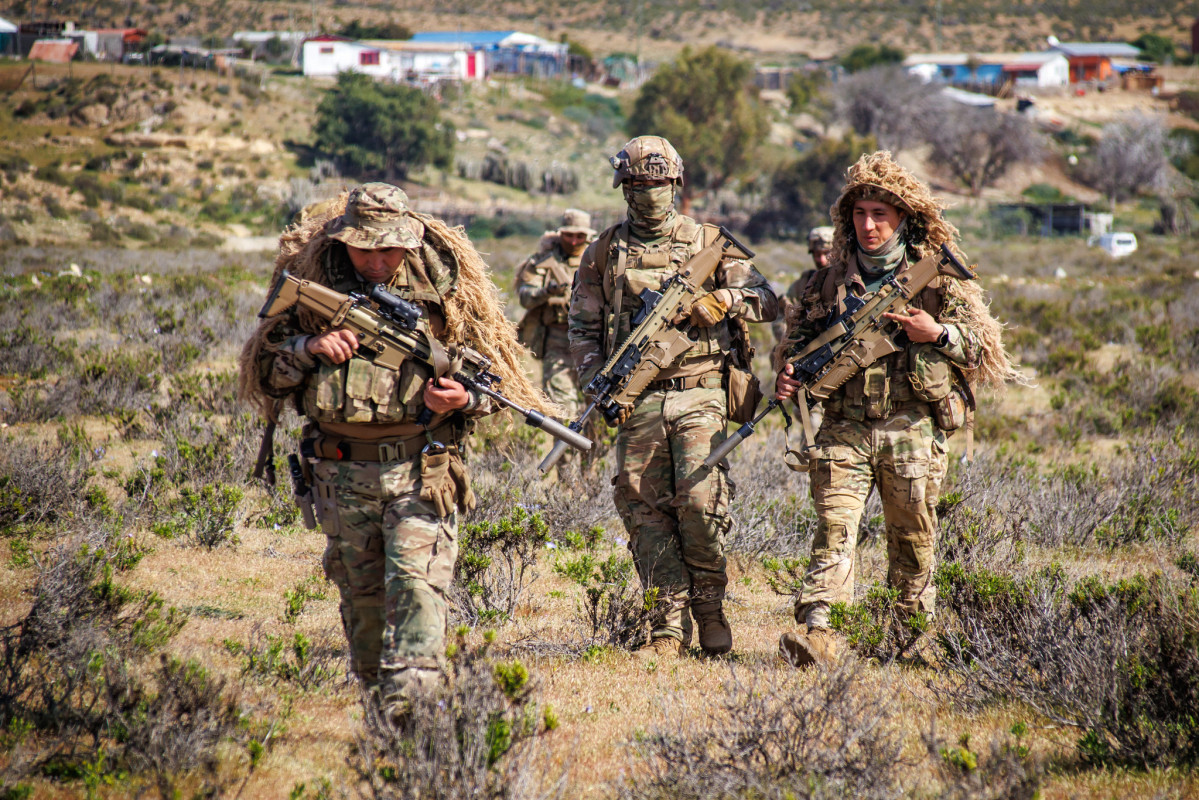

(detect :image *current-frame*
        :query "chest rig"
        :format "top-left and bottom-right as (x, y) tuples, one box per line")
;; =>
(595, 218), (733, 366)
(302, 247), (448, 425)
(812, 259), (954, 422)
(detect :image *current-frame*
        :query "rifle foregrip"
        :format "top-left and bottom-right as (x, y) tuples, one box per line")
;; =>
(703, 426), (750, 469)
(538, 439), (572, 473)
(526, 411), (592, 452)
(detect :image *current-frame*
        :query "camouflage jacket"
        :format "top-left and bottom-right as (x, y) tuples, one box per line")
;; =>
(779, 253), (985, 419)
(516, 239), (579, 329)
(258, 244), (495, 430)
(568, 216), (778, 387)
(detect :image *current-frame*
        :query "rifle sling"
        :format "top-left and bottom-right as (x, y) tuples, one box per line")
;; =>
(606, 222), (629, 359)
(253, 418), (278, 489)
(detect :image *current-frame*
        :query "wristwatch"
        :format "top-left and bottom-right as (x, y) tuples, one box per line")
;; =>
(934, 325), (951, 349)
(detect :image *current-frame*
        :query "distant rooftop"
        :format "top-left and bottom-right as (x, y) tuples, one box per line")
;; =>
(1049, 42), (1142, 58)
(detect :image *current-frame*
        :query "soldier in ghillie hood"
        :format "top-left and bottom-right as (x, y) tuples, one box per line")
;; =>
(774, 151), (1023, 667)
(515, 208), (597, 472)
(239, 183), (552, 716)
(569, 136), (778, 660)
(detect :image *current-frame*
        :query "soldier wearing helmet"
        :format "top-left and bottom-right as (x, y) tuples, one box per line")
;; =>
(772, 225), (836, 344)
(773, 152), (1021, 668)
(568, 136), (778, 660)
(515, 209), (597, 477)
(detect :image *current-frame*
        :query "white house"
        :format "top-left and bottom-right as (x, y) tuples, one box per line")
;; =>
(366, 40), (486, 81)
(302, 35), (404, 79)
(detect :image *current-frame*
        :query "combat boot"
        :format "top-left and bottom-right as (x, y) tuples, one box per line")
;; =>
(779, 626), (841, 668)
(691, 598), (733, 656)
(634, 636), (684, 662)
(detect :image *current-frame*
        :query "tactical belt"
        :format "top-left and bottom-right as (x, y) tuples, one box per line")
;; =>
(301, 422), (460, 463)
(646, 373), (723, 393)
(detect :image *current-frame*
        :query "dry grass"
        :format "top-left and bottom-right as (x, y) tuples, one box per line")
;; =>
(1, 236), (1198, 798)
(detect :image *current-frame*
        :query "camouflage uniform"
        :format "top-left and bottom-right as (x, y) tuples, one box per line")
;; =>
(777, 157), (986, 649)
(569, 137), (777, 653)
(772, 226), (834, 344)
(253, 184), (493, 702)
(515, 210), (596, 424)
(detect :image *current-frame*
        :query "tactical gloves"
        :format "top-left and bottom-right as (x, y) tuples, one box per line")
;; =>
(689, 291), (729, 327)
(609, 403), (634, 427)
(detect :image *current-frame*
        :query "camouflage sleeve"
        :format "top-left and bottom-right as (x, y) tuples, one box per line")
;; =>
(515, 257), (549, 310)
(935, 293), (986, 369)
(257, 314), (317, 395)
(568, 241), (606, 386)
(718, 258), (778, 323)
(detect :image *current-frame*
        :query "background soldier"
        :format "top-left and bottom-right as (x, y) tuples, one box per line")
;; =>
(240, 183), (550, 716)
(569, 136), (778, 660)
(774, 152), (1021, 667)
(515, 209), (596, 472)
(772, 225), (834, 344)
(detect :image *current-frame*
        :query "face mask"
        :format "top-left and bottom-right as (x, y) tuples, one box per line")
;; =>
(563, 239), (588, 257)
(623, 184), (676, 228)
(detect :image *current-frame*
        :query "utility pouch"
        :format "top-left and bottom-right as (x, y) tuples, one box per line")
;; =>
(725, 365), (763, 425)
(448, 452), (477, 514)
(907, 344), (954, 403)
(418, 446), (455, 518)
(862, 362), (890, 419)
(932, 386), (968, 432)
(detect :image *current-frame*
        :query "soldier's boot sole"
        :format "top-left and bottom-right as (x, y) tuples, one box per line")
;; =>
(778, 631), (819, 667)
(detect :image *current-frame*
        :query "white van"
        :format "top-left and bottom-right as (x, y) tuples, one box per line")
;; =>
(1097, 232), (1138, 257)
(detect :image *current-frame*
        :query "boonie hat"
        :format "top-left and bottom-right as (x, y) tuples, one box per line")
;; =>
(326, 182), (423, 249)
(558, 208), (596, 237)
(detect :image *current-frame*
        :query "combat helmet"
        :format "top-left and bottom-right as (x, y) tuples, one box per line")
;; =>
(829, 150), (958, 264)
(610, 136), (684, 188)
(807, 226), (835, 252)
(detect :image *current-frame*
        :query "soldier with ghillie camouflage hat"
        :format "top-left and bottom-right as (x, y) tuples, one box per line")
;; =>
(569, 136), (778, 660)
(240, 182), (553, 718)
(515, 209), (597, 473)
(773, 152), (1023, 668)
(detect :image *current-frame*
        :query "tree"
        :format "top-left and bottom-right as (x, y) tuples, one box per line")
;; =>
(626, 45), (769, 211)
(313, 72), (454, 181)
(832, 66), (945, 154)
(337, 20), (413, 40)
(924, 106), (1045, 196)
(839, 44), (905, 74)
(1131, 32), (1175, 64)
(746, 132), (877, 240)
(1083, 113), (1183, 210)
(785, 69), (829, 115)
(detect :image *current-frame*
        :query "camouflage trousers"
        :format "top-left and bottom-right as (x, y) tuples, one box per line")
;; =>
(795, 406), (948, 625)
(541, 325), (581, 421)
(613, 384), (733, 642)
(312, 456), (459, 688)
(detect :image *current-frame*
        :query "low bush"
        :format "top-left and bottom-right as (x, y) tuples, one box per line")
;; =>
(349, 631), (561, 799)
(452, 505), (549, 625)
(0, 531), (254, 796)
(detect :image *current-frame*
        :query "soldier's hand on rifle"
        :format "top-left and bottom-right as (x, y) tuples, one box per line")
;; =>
(673, 289), (732, 328)
(546, 282), (569, 297)
(609, 403), (633, 427)
(775, 363), (803, 401)
(882, 307), (945, 343)
(306, 329), (359, 364)
(423, 377), (470, 414)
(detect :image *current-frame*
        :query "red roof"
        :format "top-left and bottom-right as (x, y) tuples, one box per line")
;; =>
(305, 34), (351, 43)
(28, 40), (79, 63)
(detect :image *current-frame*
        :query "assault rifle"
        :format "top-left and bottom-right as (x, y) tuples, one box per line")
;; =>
(702, 244), (976, 469)
(538, 227), (754, 473)
(258, 271), (592, 453)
